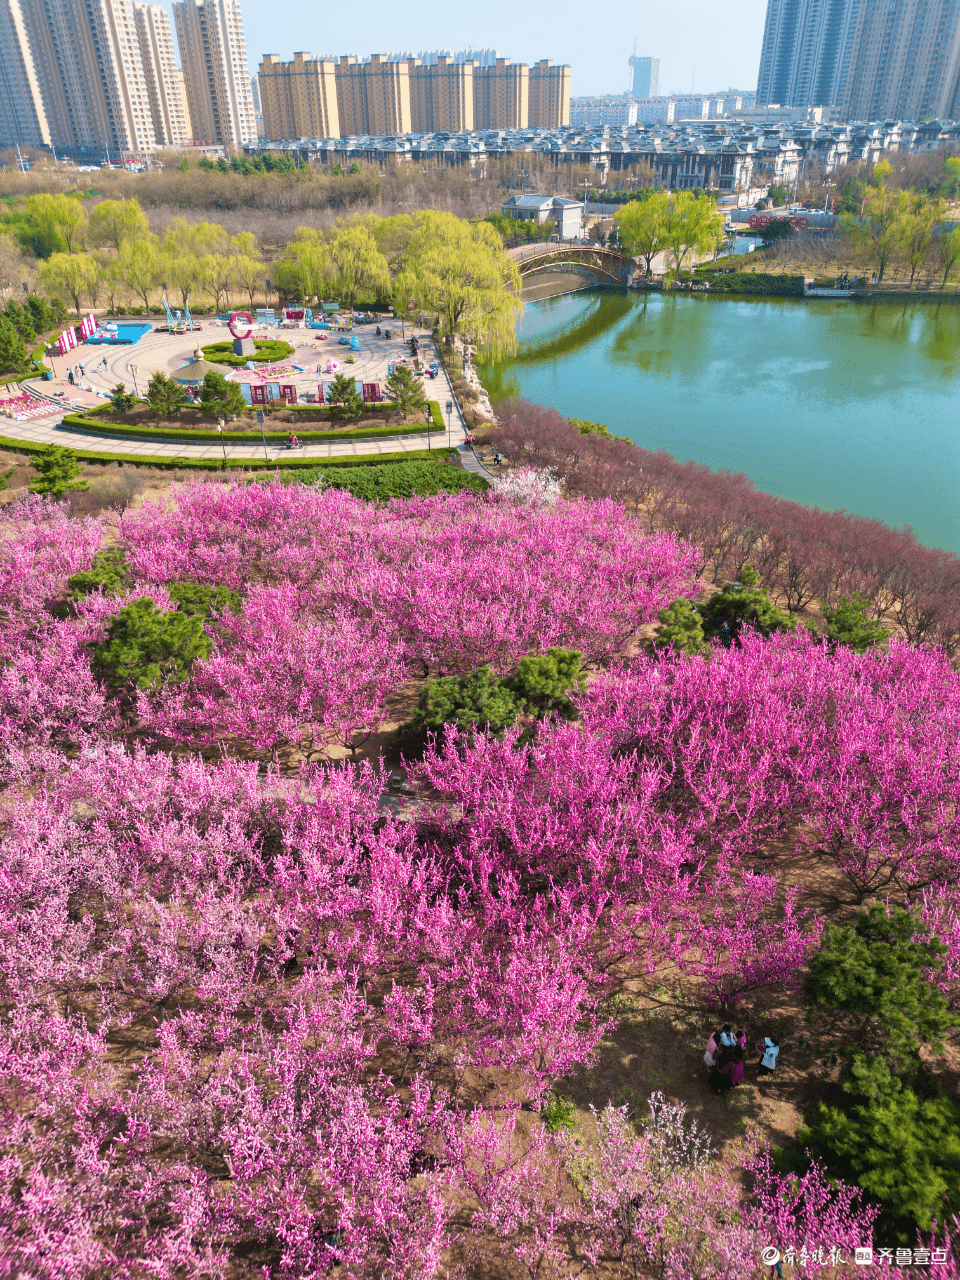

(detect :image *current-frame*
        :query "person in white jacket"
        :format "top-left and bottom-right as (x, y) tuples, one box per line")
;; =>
(758, 1037), (780, 1077)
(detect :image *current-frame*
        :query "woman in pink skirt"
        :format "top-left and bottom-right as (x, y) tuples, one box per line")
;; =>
(729, 1028), (748, 1086)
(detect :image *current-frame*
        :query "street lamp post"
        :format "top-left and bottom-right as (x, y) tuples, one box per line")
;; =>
(256, 408), (268, 463)
(445, 399), (453, 450)
(216, 418), (227, 469)
(127, 363), (140, 397)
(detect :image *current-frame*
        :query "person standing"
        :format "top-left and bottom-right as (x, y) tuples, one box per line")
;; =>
(758, 1036), (780, 1078)
(704, 1031), (719, 1069)
(729, 1028), (747, 1086)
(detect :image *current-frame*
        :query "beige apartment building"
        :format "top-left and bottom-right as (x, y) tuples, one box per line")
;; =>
(134, 3), (191, 146)
(528, 58), (571, 128)
(336, 53), (412, 135)
(174, 0), (257, 146)
(410, 55), (474, 131)
(9, 0), (159, 153)
(840, 0), (960, 121)
(0, 0), (51, 147)
(474, 57), (528, 129)
(259, 52), (339, 139)
(254, 51), (570, 140)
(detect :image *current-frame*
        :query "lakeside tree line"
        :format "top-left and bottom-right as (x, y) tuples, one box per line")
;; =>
(489, 398), (960, 660)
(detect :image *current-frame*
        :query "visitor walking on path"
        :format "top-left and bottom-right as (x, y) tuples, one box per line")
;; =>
(757, 1036), (780, 1078)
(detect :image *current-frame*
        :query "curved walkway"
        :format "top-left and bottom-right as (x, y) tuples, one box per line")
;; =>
(7, 322), (466, 463)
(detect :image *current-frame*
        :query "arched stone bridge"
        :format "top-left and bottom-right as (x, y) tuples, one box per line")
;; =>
(506, 241), (638, 287)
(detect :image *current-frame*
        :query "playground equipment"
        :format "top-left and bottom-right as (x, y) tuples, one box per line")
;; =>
(161, 289), (201, 333)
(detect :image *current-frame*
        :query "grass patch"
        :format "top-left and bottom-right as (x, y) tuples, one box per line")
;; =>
(201, 338), (295, 366)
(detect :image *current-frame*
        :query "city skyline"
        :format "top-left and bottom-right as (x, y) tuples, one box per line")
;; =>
(139, 0), (769, 97)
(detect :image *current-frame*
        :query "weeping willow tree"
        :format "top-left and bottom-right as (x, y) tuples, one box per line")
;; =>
(404, 212), (522, 356)
(277, 211), (522, 355)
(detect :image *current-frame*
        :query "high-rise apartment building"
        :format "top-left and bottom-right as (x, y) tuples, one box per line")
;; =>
(134, 3), (191, 146)
(8, 0), (159, 153)
(841, 0), (960, 120)
(757, 0), (960, 117)
(756, 0), (857, 108)
(528, 58), (571, 127)
(174, 0), (256, 146)
(410, 54), (474, 131)
(629, 55), (659, 98)
(259, 52), (340, 139)
(254, 51), (570, 139)
(473, 57), (528, 128)
(335, 53), (412, 135)
(0, 0), (51, 147)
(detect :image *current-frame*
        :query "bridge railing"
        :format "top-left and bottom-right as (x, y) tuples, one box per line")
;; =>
(507, 241), (635, 264)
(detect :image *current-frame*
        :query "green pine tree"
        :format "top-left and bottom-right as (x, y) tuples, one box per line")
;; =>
(109, 383), (137, 413)
(93, 597), (212, 693)
(28, 444), (88, 497)
(821, 596), (887, 653)
(507, 648), (583, 719)
(167, 582), (242, 617)
(326, 372), (365, 423)
(384, 365), (427, 419)
(146, 371), (187, 418)
(68, 547), (128, 597)
(199, 371), (245, 420)
(654, 598), (709, 655)
(799, 1088), (960, 1236)
(415, 666), (521, 736)
(803, 905), (959, 1100)
(0, 315), (30, 374)
(700, 566), (796, 644)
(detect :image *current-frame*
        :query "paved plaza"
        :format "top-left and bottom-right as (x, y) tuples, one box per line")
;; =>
(6, 318), (468, 462)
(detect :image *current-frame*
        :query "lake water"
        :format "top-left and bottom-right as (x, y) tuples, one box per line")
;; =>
(482, 290), (960, 554)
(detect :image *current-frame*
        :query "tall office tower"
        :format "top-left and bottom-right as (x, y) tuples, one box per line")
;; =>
(173, 0), (256, 146)
(0, 0), (51, 147)
(335, 54), (412, 135)
(629, 55), (659, 98)
(134, 3), (191, 145)
(527, 58), (571, 126)
(840, 0), (960, 120)
(14, 0), (158, 153)
(473, 56), (528, 128)
(756, 0), (859, 108)
(410, 54), (474, 131)
(259, 53), (340, 139)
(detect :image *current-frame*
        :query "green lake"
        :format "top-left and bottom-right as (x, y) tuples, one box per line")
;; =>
(481, 290), (960, 554)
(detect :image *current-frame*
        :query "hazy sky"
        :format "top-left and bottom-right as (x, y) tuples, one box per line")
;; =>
(165, 0), (769, 98)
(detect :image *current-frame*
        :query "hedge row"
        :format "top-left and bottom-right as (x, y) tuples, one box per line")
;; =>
(0, 434), (442, 472)
(59, 416), (433, 446)
(256, 457), (484, 500)
(705, 273), (805, 297)
(57, 407), (443, 445)
(57, 399), (445, 445)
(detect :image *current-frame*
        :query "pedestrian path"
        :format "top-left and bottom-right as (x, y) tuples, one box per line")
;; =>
(458, 444), (498, 483)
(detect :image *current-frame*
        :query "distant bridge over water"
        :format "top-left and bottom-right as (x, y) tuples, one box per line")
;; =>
(507, 242), (639, 296)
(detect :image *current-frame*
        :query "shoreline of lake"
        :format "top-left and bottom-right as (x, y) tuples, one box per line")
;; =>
(480, 289), (960, 554)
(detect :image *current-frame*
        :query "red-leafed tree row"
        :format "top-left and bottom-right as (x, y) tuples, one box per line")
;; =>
(490, 399), (960, 657)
